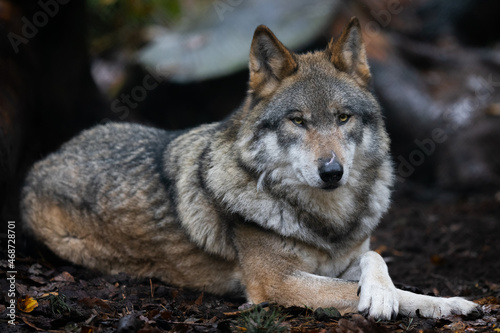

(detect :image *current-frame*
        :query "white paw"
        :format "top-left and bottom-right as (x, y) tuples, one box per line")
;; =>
(413, 296), (480, 318)
(357, 251), (399, 320)
(357, 276), (399, 320)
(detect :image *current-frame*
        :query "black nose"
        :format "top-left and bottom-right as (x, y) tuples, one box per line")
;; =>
(318, 157), (343, 186)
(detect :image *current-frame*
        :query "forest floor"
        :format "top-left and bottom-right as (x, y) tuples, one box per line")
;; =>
(1, 187), (499, 332)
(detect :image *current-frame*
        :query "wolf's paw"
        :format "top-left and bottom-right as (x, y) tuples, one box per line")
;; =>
(413, 297), (481, 318)
(357, 279), (399, 320)
(357, 251), (399, 320)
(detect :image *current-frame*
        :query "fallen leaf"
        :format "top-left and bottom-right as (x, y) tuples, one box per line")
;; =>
(79, 297), (111, 309)
(29, 275), (47, 284)
(28, 263), (44, 275)
(80, 326), (94, 333)
(17, 296), (39, 313)
(117, 313), (144, 333)
(51, 271), (75, 283)
(16, 282), (29, 296)
(139, 314), (155, 325)
(19, 315), (44, 331)
(19, 314), (66, 332)
(430, 254), (445, 266)
(159, 309), (173, 320)
(336, 314), (391, 333)
(485, 281), (500, 291)
(194, 292), (204, 305)
(138, 324), (163, 333)
(444, 321), (467, 331)
(474, 296), (500, 305)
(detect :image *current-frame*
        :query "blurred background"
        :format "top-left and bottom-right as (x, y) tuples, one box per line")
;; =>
(1, 0), (500, 224)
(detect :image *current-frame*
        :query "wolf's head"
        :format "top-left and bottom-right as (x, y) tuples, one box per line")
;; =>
(235, 18), (390, 192)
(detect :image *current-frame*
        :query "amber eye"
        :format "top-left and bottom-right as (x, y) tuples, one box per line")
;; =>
(339, 114), (350, 123)
(291, 117), (304, 126)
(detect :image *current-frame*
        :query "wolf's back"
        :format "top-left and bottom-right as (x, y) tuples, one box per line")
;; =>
(23, 123), (176, 217)
(21, 123), (181, 271)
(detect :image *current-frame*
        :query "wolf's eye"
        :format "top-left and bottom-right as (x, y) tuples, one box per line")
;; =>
(338, 114), (350, 123)
(291, 117), (305, 127)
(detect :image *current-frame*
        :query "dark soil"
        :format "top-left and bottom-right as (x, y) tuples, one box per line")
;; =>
(1, 188), (499, 332)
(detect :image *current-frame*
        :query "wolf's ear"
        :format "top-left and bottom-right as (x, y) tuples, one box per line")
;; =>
(249, 25), (297, 96)
(328, 17), (371, 87)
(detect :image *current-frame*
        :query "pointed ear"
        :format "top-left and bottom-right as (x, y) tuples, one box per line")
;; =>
(328, 17), (371, 87)
(249, 25), (297, 96)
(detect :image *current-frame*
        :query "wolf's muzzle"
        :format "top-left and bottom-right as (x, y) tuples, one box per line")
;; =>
(318, 154), (344, 189)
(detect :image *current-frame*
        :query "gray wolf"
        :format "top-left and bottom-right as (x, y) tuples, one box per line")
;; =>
(21, 18), (479, 320)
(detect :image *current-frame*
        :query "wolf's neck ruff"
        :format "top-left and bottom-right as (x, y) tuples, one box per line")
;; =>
(202, 122), (390, 257)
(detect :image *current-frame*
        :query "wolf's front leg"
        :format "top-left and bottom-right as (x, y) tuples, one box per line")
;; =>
(397, 289), (481, 318)
(357, 251), (399, 319)
(358, 251), (480, 319)
(235, 224), (362, 313)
